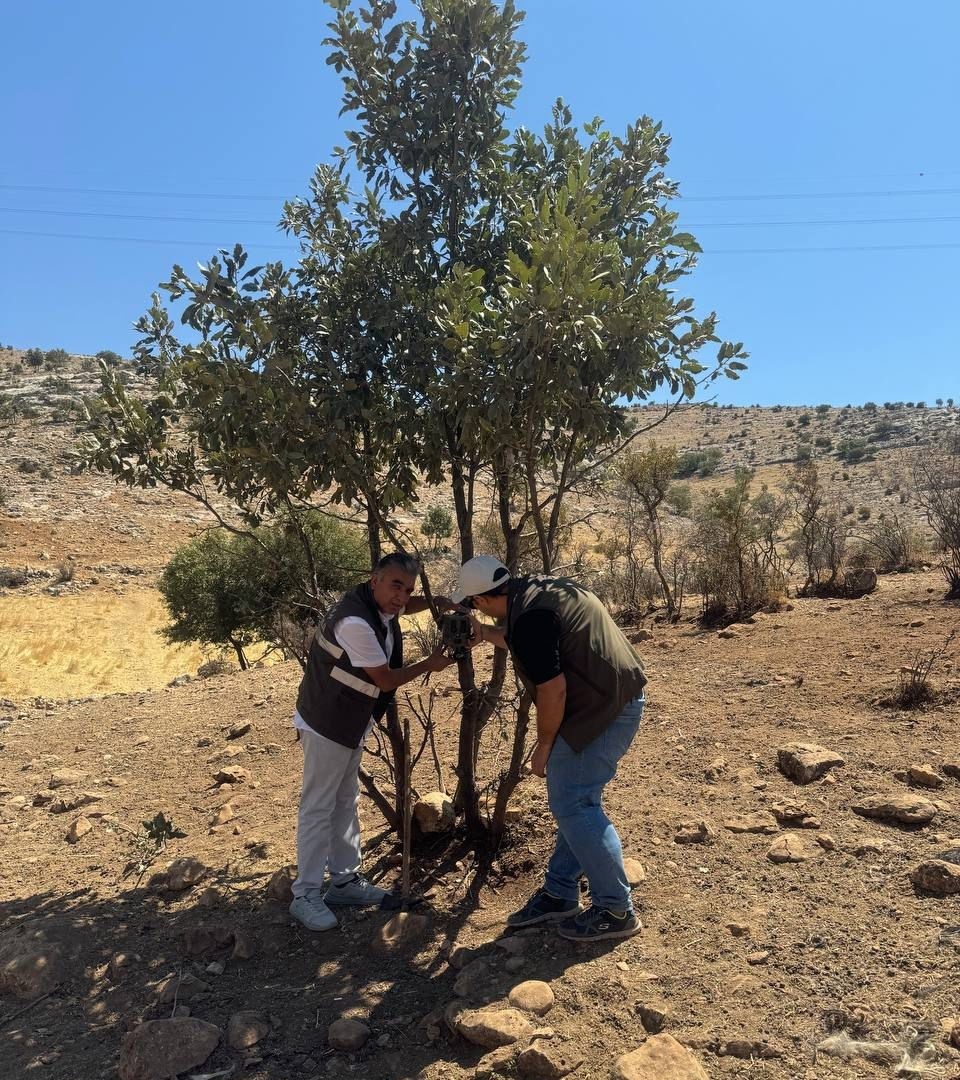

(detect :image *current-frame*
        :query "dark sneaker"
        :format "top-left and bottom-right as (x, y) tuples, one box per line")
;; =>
(506, 888), (580, 928)
(324, 874), (389, 907)
(557, 905), (641, 942)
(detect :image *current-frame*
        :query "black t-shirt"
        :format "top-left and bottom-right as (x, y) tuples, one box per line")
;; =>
(509, 609), (562, 685)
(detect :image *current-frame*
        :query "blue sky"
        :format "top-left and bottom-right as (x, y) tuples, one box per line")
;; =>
(1, 0), (957, 406)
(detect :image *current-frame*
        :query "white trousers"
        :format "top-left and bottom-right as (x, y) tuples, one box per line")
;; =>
(291, 726), (364, 899)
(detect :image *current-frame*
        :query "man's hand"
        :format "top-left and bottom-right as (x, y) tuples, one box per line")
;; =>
(425, 645), (455, 673)
(468, 614), (485, 647)
(433, 596), (464, 615)
(530, 742), (551, 778)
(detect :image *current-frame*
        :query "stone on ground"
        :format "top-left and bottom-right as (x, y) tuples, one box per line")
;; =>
(943, 762), (960, 780)
(372, 911), (430, 954)
(613, 1033), (709, 1080)
(214, 765), (249, 785)
(453, 958), (491, 998)
(474, 1045), (520, 1079)
(767, 833), (817, 863)
(770, 801), (820, 828)
(118, 1018), (220, 1080)
(413, 792), (455, 833)
(149, 856), (207, 893)
(48, 768), (86, 789)
(624, 857), (646, 885)
(156, 972), (209, 1004)
(776, 743), (845, 784)
(675, 821), (713, 844)
(328, 1017), (371, 1051)
(456, 1006), (534, 1049)
(0, 934), (64, 999)
(227, 721), (251, 740)
(908, 764), (943, 789)
(231, 931), (257, 960)
(65, 815), (92, 843)
(723, 813), (778, 834)
(518, 1040), (584, 1079)
(508, 980), (555, 1015)
(910, 860), (960, 895)
(227, 1010), (270, 1050)
(266, 865), (295, 903)
(852, 794), (938, 825)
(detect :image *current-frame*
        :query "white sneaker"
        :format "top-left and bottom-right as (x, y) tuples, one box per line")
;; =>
(324, 873), (390, 907)
(289, 894), (338, 931)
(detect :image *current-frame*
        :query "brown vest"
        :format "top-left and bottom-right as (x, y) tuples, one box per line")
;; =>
(506, 576), (647, 752)
(296, 583), (402, 749)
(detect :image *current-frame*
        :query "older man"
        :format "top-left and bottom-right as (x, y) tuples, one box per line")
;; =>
(454, 555), (647, 941)
(290, 552), (455, 932)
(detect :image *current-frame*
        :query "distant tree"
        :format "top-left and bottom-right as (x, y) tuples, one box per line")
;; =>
(95, 350), (123, 367)
(936, 398), (944, 407)
(420, 505), (454, 551)
(913, 441), (960, 599)
(24, 348), (44, 369)
(948, 398), (955, 408)
(815, 403), (830, 416)
(797, 412), (811, 427)
(864, 401), (878, 411)
(44, 348), (70, 370)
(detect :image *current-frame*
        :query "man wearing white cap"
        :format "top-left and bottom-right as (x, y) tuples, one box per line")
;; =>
(453, 555), (647, 941)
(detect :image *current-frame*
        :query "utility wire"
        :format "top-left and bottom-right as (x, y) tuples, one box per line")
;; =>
(2, 181), (960, 202)
(2, 226), (958, 256)
(4, 205), (960, 229)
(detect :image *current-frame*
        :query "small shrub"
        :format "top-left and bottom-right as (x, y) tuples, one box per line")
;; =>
(816, 404), (831, 416)
(420, 505), (454, 550)
(24, 348), (44, 369)
(0, 567), (29, 588)
(17, 458), (39, 474)
(837, 438), (869, 463)
(857, 507), (871, 521)
(882, 628), (957, 710)
(815, 436), (833, 449)
(56, 563), (74, 584)
(798, 412), (811, 427)
(44, 348), (70, 370)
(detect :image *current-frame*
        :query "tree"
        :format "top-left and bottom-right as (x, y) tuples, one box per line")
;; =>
(96, 350), (124, 367)
(24, 348), (44, 369)
(789, 460), (847, 596)
(159, 513), (368, 669)
(420, 505), (454, 551)
(79, 0), (746, 841)
(913, 441), (960, 599)
(44, 348), (70, 370)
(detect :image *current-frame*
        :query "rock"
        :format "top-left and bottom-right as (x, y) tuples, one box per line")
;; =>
(197, 888), (220, 909)
(630, 628), (655, 643)
(0, 934), (64, 999)
(214, 766), (249, 785)
(944, 762), (960, 780)
(908, 764), (944, 789)
(718, 1038), (781, 1059)
(48, 768), (86, 789)
(816, 833), (837, 851)
(456, 1007), (534, 1049)
(508, 981), (555, 1015)
(205, 960), (225, 976)
(448, 944), (479, 971)
(777, 743), (845, 784)
(717, 627), (739, 639)
(704, 757), (727, 783)
(518, 1041), (584, 1079)
(852, 794), (938, 825)
(228, 1010), (270, 1050)
(107, 952), (136, 982)
(453, 959), (491, 998)
(212, 804), (235, 826)
(505, 956), (526, 973)
(950, 1021), (960, 1050)
(495, 936), (527, 956)
(767, 833), (817, 863)
(66, 815), (92, 843)
(372, 912), (430, 954)
(726, 922), (751, 937)
(624, 857), (646, 885)
(49, 791), (102, 814)
(637, 1001), (672, 1033)
(747, 950), (771, 965)
(770, 801), (820, 828)
(266, 865), (295, 903)
(118, 1018), (220, 1080)
(911, 860), (960, 896)
(227, 722), (252, 740)
(413, 792), (455, 834)
(178, 926), (233, 956)
(328, 1018), (370, 1051)
(474, 1045), (520, 1079)
(843, 567), (877, 597)
(675, 820), (714, 844)
(163, 857), (208, 892)
(723, 813), (778, 834)
(156, 973), (209, 1004)
(613, 1033), (709, 1080)
(231, 932), (257, 960)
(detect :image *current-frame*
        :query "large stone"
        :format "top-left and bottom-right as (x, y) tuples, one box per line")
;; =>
(852, 794), (938, 826)
(843, 567), (877, 597)
(178, 926), (233, 956)
(372, 912), (430, 954)
(66, 815), (92, 843)
(613, 1034), (709, 1080)
(910, 860), (960, 896)
(328, 1017), (371, 1051)
(413, 792), (455, 833)
(624, 857), (646, 886)
(950, 1021), (960, 1050)
(118, 1018), (220, 1080)
(214, 766), (249, 785)
(0, 935), (64, 999)
(156, 972), (209, 1004)
(770, 801), (820, 829)
(150, 857), (208, 893)
(227, 1010), (270, 1050)
(474, 1046), (520, 1079)
(266, 865), (296, 903)
(48, 768), (86, 789)
(767, 833), (817, 864)
(518, 1040), (584, 1079)
(456, 1007), (534, 1049)
(943, 762), (960, 780)
(508, 980), (555, 1015)
(777, 743), (845, 784)
(908, 764), (944, 789)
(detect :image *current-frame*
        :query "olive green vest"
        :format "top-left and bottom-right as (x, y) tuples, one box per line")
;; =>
(506, 576), (647, 751)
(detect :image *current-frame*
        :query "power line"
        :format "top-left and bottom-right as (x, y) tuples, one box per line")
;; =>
(2, 181), (960, 203)
(2, 226), (958, 256)
(4, 205), (960, 230)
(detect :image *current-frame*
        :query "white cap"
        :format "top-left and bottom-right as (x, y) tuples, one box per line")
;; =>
(451, 555), (511, 604)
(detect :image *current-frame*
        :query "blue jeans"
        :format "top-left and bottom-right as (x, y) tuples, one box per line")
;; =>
(544, 697), (644, 912)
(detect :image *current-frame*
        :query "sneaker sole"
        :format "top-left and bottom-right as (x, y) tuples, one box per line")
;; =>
(506, 906), (581, 928)
(556, 922), (641, 942)
(323, 896), (389, 908)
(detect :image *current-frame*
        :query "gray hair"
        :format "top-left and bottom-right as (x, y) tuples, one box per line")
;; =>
(374, 552), (422, 577)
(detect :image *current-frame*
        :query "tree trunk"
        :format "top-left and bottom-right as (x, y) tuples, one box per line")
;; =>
(358, 765), (398, 831)
(490, 691), (532, 844)
(228, 637), (249, 671)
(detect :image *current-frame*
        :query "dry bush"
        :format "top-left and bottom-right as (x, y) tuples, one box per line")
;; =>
(913, 443), (960, 599)
(880, 626), (957, 710)
(848, 513), (926, 573)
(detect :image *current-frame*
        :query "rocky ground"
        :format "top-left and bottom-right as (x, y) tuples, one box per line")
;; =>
(2, 571), (960, 1080)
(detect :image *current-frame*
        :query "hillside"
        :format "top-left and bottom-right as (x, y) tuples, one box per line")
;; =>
(1, 347), (959, 1080)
